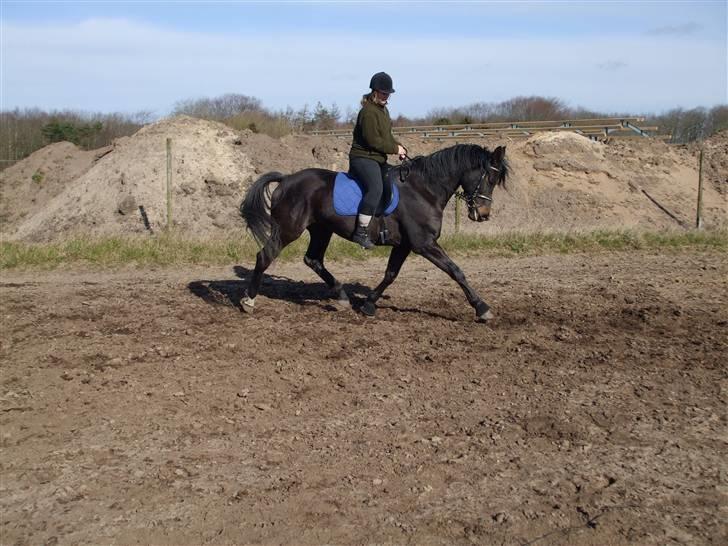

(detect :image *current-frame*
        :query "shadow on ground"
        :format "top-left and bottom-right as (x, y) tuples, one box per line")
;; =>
(187, 265), (375, 313)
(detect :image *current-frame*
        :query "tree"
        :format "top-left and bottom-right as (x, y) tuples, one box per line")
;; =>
(41, 120), (103, 147)
(312, 102), (341, 130)
(172, 93), (263, 120)
(41, 120), (78, 143)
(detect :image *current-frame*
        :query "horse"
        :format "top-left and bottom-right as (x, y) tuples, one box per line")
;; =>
(239, 143), (509, 321)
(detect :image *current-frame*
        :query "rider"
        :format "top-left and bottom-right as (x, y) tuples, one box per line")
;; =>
(349, 71), (407, 249)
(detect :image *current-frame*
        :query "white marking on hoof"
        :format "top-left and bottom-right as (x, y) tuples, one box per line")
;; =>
(334, 288), (349, 308)
(242, 296), (256, 313)
(477, 310), (495, 322)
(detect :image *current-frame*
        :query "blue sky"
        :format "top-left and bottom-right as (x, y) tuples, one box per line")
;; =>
(2, 1), (726, 118)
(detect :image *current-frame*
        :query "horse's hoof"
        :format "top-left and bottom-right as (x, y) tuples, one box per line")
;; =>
(335, 289), (350, 308)
(476, 310), (494, 323)
(360, 301), (376, 317)
(242, 295), (256, 314)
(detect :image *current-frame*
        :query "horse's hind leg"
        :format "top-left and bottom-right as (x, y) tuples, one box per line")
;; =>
(360, 244), (411, 316)
(242, 236), (280, 313)
(304, 225), (349, 306)
(243, 221), (309, 313)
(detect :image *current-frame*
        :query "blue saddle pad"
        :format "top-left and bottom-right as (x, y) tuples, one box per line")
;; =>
(333, 172), (399, 216)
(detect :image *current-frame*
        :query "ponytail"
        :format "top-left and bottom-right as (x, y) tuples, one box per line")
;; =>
(360, 92), (375, 107)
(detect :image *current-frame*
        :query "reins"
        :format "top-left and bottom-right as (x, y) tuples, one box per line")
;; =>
(398, 153), (414, 183)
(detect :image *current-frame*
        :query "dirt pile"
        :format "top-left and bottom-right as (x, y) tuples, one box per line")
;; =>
(237, 129), (351, 175)
(526, 131), (608, 174)
(690, 129), (728, 195)
(5, 117), (256, 241)
(493, 131), (726, 233)
(1, 117), (725, 241)
(0, 142), (100, 234)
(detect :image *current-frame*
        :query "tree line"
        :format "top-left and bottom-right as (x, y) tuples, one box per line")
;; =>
(1, 108), (154, 167)
(2, 95), (726, 168)
(407, 97), (728, 144)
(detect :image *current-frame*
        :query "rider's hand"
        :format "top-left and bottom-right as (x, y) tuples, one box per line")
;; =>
(397, 144), (407, 160)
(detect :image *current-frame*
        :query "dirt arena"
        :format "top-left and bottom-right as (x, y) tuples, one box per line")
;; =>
(1, 249), (726, 545)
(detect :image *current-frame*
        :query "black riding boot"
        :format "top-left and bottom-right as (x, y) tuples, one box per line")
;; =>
(352, 223), (374, 249)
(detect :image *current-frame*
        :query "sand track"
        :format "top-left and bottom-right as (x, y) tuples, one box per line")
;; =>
(1, 250), (726, 545)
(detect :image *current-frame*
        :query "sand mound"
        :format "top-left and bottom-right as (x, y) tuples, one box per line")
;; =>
(239, 129), (351, 175)
(8, 117), (255, 240)
(528, 131), (605, 156)
(489, 129), (726, 233)
(1, 116), (725, 241)
(0, 142), (100, 234)
(691, 129), (728, 195)
(524, 132), (609, 175)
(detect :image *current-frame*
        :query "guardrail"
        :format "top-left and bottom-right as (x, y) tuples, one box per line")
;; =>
(310, 117), (661, 140)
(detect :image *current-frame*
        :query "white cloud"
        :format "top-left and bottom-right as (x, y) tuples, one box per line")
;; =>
(597, 61), (628, 71)
(2, 17), (726, 116)
(646, 22), (703, 36)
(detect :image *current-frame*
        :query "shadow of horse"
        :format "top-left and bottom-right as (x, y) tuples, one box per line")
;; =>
(188, 266), (376, 313)
(188, 265), (456, 321)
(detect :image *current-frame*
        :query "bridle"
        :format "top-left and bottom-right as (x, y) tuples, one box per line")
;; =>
(454, 164), (500, 212)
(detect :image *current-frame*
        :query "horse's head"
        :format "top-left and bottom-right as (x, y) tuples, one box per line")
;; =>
(460, 145), (508, 222)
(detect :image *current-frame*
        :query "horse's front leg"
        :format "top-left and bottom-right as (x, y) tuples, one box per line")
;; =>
(360, 244), (411, 316)
(416, 242), (493, 321)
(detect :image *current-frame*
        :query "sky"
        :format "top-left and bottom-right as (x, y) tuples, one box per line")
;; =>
(1, 0), (727, 119)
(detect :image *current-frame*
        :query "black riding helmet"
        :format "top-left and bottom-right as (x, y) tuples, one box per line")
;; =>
(370, 72), (395, 94)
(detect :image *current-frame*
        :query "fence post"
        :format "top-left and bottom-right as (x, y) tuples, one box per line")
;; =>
(696, 148), (704, 229)
(166, 138), (172, 231)
(454, 198), (461, 233)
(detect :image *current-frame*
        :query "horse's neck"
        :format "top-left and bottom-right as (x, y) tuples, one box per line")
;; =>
(411, 172), (460, 210)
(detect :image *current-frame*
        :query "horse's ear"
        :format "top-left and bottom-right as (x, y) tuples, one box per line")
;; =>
(493, 145), (506, 163)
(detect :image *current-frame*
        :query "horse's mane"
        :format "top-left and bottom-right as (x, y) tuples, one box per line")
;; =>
(409, 144), (508, 187)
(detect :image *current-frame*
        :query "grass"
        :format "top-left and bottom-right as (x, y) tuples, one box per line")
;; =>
(1, 229), (725, 270)
(31, 170), (45, 184)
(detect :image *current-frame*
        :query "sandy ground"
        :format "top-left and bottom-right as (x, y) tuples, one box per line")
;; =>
(1, 249), (726, 545)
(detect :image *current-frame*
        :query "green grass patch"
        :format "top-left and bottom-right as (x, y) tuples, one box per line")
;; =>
(1, 229), (725, 270)
(31, 170), (45, 184)
(440, 229), (727, 255)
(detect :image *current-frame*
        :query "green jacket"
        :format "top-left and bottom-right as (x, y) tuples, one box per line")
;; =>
(350, 100), (400, 164)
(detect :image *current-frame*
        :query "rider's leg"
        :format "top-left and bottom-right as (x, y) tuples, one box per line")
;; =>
(348, 157), (383, 249)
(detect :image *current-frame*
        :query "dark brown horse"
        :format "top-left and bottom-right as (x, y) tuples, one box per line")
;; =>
(239, 143), (509, 320)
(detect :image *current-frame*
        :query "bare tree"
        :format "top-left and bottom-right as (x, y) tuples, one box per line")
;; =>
(172, 93), (263, 120)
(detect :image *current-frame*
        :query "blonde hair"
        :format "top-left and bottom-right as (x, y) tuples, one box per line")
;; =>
(360, 92), (375, 107)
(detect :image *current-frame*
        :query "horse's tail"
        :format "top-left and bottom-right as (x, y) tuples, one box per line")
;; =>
(240, 171), (284, 249)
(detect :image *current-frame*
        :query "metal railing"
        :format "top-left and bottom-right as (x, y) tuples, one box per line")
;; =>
(310, 117), (663, 140)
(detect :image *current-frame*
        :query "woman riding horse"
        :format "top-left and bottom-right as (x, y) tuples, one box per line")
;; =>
(349, 72), (408, 249)
(240, 138), (509, 321)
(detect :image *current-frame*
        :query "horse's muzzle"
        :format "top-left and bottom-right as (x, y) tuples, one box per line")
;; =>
(469, 205), (491, 222)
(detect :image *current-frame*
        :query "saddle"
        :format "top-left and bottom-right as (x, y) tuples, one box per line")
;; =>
(333, 167), (401, 217)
